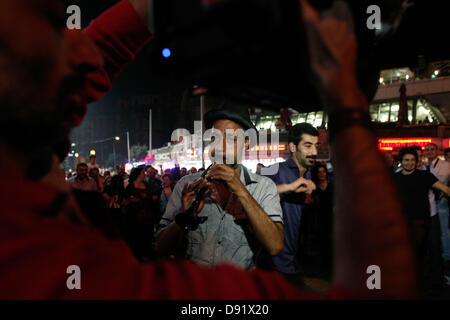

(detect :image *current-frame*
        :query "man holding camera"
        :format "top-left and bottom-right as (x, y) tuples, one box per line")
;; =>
(156, 103), (284, 269)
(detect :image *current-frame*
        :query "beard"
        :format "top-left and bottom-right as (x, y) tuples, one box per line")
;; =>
(296, 151), (316, 169)
(305, 156), (316, 166)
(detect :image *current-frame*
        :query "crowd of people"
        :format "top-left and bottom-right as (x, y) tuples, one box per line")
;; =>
(1, 0), (448, 300)
(64, 157), (208, 261)
(62, 123), (450, 298)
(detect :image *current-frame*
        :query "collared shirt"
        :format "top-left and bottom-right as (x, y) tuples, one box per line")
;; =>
(429, 157), (450, 204)
(158, 166), (283, 269)
(264, 157), (311, 275)
(69, 176), (98, 192)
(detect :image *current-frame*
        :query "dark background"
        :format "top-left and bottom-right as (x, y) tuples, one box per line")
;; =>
(70, 0), (449, 164)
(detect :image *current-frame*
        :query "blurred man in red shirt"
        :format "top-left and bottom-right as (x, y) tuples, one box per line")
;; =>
(0, 0), (417, 299)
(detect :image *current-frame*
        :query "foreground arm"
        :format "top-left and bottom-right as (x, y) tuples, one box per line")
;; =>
(84, 0), (152, 104)
(300, 0), (416, 298)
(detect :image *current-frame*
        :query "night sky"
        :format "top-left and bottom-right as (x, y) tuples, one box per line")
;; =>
(72, 0), (449, 155)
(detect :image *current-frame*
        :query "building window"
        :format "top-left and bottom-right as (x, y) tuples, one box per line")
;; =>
(299, 114), (307, 123)
(369, 98), (441, 124)
(379, 103), (390, 122)
(370, 105), (379, 122)
(416, 99), (438, 124)
(314, 111), (324, 127)
(306, 112), (316, 125)
(390, 103), (399, 122)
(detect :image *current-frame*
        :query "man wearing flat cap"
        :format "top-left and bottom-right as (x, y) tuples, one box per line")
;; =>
(156, 101), (284, 269)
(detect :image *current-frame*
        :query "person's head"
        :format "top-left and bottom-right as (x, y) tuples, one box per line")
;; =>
(256, 163), (265, 175)
(398, 147), (418, 173)
(424, 143), (438, 161)
(383, 151), (395, 167)
(104, 171), (111, 179)
(89, 155), (96, 164)
(209, 119), (251, 167)
(76, 163), (89, 180)
(189, 167), (197, 174)
(411, 145), (423, 168)
(288, 123), (320, 169)
(128, 166), (145, 184)
(0, 0), (103, 167)
(104, 176), (112, 186)
(204, 101), (257, 168)
(89, 167), (99, 178)
(180, 167), (187, 177)
(146, 166), (157, 180)
(445, 148), (450, 162)
(311, 163), (328, 184)
(116, 165), (125, 175)
(162, 173), (172, 188)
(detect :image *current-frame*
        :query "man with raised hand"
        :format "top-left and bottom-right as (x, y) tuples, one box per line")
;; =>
(262, 123), (318, 287)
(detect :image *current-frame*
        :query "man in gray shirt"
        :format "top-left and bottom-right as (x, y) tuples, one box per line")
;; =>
(156, 103), (284, 269)
(69, 163), (98, 192)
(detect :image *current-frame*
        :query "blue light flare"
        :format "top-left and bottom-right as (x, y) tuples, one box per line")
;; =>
(162, 48), (171, 58)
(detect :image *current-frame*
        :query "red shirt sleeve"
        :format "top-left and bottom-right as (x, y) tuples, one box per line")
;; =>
(83, 0), (153, 104)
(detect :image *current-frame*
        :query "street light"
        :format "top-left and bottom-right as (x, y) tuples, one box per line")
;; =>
(126, 131), (130, 164)
(74, 134), (127, 168)
(113, 141), (117, 169)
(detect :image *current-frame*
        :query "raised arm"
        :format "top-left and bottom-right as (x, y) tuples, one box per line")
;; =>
(128, 0), (150, 21)
(84, 0), (152, 104)
(300, 0), (416, 298)
(276, 177), (316, 195)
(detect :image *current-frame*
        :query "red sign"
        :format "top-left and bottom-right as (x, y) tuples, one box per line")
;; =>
(378, 138), (433, 151)
(249, 145), (287, 152)
(444, 139), (450, 148)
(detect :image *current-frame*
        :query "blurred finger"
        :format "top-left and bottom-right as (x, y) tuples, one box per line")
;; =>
(190, 179), (201, 188)
(294, 186), (308, 193)
(182, 182), (189, 194)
